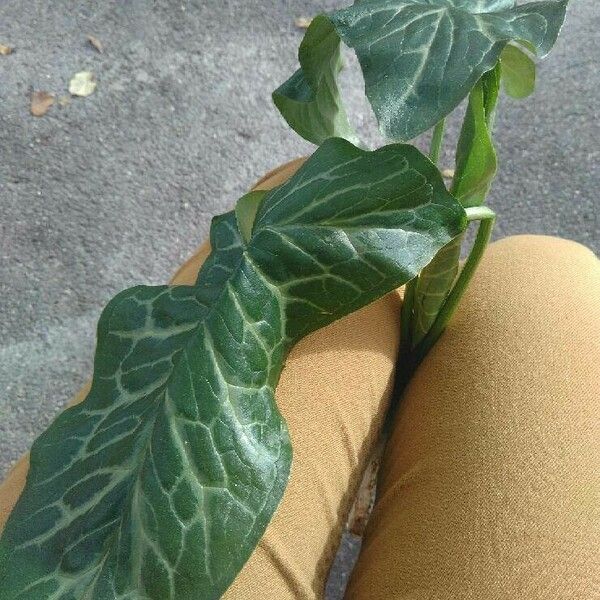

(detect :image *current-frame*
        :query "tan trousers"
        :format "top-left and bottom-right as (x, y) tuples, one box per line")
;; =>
(1, 159), (599, 599)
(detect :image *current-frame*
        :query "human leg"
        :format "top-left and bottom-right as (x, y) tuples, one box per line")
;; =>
(348, 236), (600, 599)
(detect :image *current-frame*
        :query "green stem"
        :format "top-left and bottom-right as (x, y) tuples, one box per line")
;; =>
(399, 118), (447, 359)
(429, 118), (446, 165)
(410, 209), (496, 370)
(399, 277), (416, 356)
(465, 206), (496, 222)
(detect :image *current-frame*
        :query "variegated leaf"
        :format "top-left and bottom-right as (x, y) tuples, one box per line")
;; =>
(0, 138), (466, 599)
(275, 0), (567, 142)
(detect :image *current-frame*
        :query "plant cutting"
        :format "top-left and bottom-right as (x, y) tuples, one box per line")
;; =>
(0, 1), (569, 598)
(273, 0), (568, 380)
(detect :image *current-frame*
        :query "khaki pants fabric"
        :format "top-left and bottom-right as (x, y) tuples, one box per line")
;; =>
(1, 156), (599, 600)
(348, 235), (600, 599)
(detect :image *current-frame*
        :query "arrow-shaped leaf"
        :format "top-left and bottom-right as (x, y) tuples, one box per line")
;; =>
(0, 138), (466, 599)
(275, 0), (567, 143)
(331, 0), (567, 140)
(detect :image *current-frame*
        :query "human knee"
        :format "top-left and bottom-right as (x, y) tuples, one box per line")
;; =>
(458, 234), (599, 328)
(486, 234), (598, 284)
(347, 235), (600, 599)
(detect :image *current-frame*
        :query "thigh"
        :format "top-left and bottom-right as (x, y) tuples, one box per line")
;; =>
(348, 235), (600, 599)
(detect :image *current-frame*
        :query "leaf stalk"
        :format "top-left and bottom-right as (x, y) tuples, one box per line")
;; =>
(429, 118), (446, 165)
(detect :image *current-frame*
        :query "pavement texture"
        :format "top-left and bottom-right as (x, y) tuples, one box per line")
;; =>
(0, 1), (598, 597)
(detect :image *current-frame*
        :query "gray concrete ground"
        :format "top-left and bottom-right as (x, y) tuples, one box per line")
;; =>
(0, 0), (598, 596)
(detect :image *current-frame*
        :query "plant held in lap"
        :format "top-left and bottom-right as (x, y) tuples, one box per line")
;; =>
(0, 1), (568, 598)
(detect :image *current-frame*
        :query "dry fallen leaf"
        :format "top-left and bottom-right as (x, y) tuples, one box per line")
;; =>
(442, 168), (455, 179)
(294, 16), (312, 29)
(0, 43), (13, 56)
(87, 35), (103, 53)
(69, 71), (97, 97)
(31, 91), (55, 117)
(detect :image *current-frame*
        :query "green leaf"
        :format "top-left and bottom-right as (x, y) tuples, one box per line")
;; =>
(273, 16), (357, 145)
(0, 138), (466, 599)
(235, 190), (267, 243)
(516, 38), (539, 55)
(277, 0), (566, 142)
(501, 44), (536, 98)
(411, 236), (461, 345)
(451, 64), (501, 208)
(331, 0), (567, 140)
